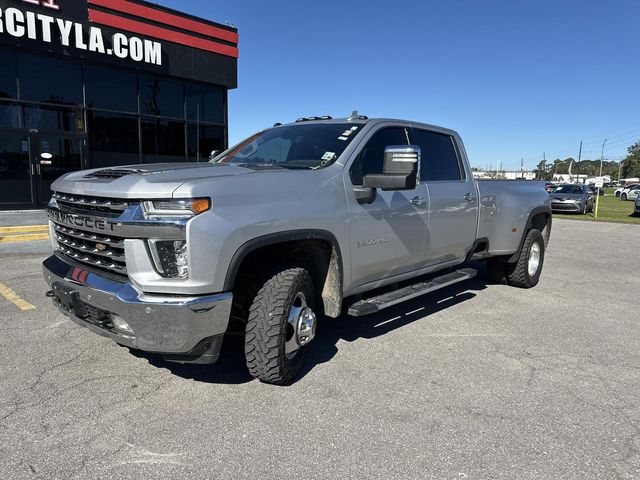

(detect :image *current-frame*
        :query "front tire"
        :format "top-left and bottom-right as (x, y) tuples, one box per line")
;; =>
(505, 229), (545, 289)
(244, 268), (317, 385)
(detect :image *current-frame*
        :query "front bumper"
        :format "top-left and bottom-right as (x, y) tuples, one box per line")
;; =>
(43, 255), (232, 364)
(551, 201), (581, 212)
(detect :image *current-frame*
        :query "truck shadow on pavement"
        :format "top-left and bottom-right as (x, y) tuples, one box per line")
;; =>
(138, 269), (489, 385)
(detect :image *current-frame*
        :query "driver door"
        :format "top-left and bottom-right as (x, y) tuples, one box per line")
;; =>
(346, 125), (429, 289)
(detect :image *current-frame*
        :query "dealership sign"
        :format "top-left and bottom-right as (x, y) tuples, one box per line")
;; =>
(0, 0), (162, 65)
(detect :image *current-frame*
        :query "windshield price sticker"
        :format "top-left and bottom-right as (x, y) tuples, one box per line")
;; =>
(322, 152), (336, 161)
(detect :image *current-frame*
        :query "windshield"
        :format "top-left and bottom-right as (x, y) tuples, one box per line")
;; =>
(554, 185), (584, 194)
(212, 123), (363, 170)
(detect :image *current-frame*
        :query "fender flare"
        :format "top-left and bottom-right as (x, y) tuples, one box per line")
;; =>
(506, 206), (552, 263)
(223, 229), (344, 298)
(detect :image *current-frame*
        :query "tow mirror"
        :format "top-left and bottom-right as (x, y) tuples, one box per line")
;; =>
(363, 145), (420, 191)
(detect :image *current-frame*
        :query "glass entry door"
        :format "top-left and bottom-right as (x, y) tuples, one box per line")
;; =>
(0, 131), (32, 209)
(30, 134), (84, 209)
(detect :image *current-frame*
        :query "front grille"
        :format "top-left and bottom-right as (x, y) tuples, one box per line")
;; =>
(52, 192), (133, 218)
(50, 191), (132, 277)
(85, 168), (145, 180)
(53, 224), (127, 275)
(551, 202), (579, 211)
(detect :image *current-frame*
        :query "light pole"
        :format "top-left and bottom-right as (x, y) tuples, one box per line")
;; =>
(618, 160), (624, 183)
(599, 139), (607, 177)
(595, 139), (607, 219)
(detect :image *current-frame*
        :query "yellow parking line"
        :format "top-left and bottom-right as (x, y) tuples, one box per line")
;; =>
(0, 233), (50, 243)
(0, 282), (36, 311)
(0, 225), (49, 234)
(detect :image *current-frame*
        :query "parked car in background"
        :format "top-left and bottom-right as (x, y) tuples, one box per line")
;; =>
(588, 186), (605, 196)
(615, 184), (639, 198)
(550, 184), (595, 214)
(622, 187), (640, 202)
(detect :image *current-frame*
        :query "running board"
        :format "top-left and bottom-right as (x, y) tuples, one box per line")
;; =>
(348, 268), (477, 317)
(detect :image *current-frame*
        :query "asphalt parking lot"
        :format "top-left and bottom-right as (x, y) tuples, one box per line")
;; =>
(1, 218), (639, 480)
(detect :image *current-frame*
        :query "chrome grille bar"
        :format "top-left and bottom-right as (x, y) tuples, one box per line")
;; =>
(55, 234), (126, 263)
(52, 224), (125, 249)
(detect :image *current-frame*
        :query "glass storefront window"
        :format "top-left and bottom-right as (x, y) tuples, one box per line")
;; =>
(18, 53), (82, 105)
(0, 48), (17, 99)
(142, 117), (186, 163)
(85, 64), (138, 113)
(25, 106), (84, 133)
(141, 74), (184, 119)
(0, 131), (31, 204)
(188, 123), (224, 162)
(186, 82), (224, 124)
(0, 102), (21, 128)
(87, 111), (140, 167)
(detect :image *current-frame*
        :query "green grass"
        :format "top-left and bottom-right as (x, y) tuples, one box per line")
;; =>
(554, 195), (640, 224)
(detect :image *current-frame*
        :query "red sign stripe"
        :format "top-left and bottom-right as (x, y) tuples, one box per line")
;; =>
(87, 0), (238, 45)
(89, 9), (239, 58)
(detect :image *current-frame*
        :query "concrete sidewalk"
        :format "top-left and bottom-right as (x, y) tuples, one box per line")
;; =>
(0, 210), (48, 228)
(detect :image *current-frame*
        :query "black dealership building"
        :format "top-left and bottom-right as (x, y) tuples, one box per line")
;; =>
(0, 0), (238, 210)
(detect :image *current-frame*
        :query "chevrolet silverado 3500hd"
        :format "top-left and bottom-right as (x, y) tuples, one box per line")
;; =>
(43, 113), (551, 384)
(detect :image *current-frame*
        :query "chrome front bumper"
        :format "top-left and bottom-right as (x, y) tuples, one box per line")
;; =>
(43, 255), (232, 364)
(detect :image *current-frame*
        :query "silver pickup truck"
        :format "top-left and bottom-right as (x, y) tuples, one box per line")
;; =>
(42, 113), (551, 384)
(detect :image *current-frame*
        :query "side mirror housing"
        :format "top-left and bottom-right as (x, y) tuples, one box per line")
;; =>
(363, 145), (420, 191)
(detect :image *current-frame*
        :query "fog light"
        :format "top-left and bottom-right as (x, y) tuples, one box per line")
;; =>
(112, 315), (134, 335)
(149, 240), (189, 279)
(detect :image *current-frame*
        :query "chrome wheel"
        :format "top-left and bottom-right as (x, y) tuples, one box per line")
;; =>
(528, 242), (541, 277)
(285, 292), (317, 359)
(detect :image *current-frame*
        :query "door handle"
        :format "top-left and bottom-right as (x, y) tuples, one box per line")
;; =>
(411, 196), (426, 207)
(464, 193), (476, 202)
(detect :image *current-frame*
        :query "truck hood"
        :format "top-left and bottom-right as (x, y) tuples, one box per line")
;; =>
(51, 163), (261, 199)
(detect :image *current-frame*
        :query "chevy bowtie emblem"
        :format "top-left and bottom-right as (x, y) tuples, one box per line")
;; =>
(95, 243), (107, 252)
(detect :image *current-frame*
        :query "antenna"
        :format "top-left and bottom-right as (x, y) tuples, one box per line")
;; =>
(348, 110), (359, 121)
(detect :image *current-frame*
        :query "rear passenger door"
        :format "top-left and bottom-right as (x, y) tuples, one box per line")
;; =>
(412, 128), (478, 264)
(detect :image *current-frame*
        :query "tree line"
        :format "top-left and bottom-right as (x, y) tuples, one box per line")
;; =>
(533, 141), (640, 181)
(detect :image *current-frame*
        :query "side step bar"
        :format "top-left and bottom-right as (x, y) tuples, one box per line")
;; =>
(348, 268), (477, 317)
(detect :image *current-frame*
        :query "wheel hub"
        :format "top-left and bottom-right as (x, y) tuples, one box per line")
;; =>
(285, 293), (317, 358)
(528, 242), (541, 277)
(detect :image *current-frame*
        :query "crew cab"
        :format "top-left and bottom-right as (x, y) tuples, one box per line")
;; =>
(43, 113), (552, 384)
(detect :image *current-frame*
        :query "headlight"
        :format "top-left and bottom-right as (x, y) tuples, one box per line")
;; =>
(142, 198), (210, 218)
(149, 240), (189, 279)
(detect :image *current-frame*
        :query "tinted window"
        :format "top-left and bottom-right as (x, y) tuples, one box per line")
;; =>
(186, 82), (224, 124)
(553, 185), (584, 194)
(142, 118), (185, 163)
(85, 64), (138, 113)
(141, 74), (184, 118)
(0, 49), (17, 99)
(25, 106), (84, 133)
(87, 111), (139, 168)
(0, 102), (20, 128)
(0, 131), (30, 203)
(18, 53), (82, 105)
(350, 127), (409, 185)
(413, 130), (462, 181)
(188, 124), (224, 162)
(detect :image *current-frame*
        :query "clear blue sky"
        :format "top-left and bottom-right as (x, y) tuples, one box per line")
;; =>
(159, 0), (639, 170)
